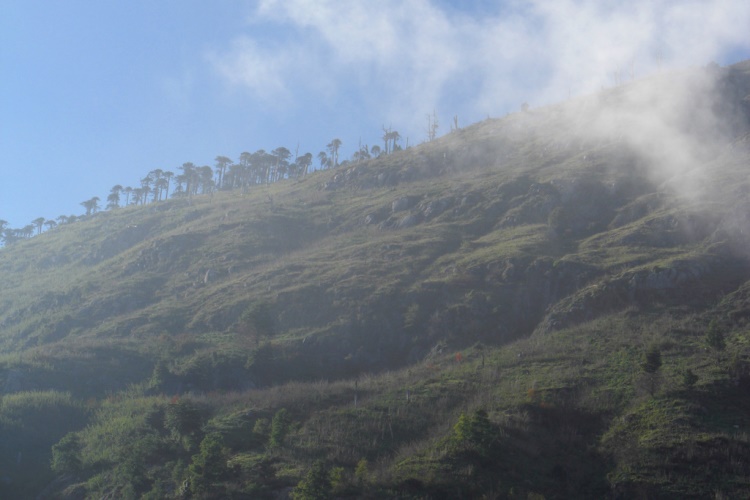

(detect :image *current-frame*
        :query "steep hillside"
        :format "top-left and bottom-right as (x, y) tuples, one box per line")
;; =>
(2, 61), (750, 498)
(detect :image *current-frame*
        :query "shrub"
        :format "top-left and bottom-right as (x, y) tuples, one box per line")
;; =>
(641, 345), (662, 396)
(292, 460), (331, 500)
(642, 345), (662, 374)
(165, 398), (204, 439)
(705, 320), (726, 354)
(51, 433), (82, 475)
(354, 458), (369, 485)
(452, 409), (496, 455)
(189, 433), (230, 495)
(682, 369), (699, 390)
(239, 302), (276, 345)
(268, 408), (289, 448)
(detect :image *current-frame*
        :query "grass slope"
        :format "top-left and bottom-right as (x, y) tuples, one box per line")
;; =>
(0, 61), (750, 498)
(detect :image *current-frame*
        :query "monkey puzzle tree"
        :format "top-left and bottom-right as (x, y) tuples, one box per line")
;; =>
(32, 217), (46, 235)
(146, 170), (163, 201)
(162, 170), (174, 199)
(214, 155), (232, 190)
(271, 147), (292, 182)
(326, 138), (342, 167)
(122, 186), (133, 205)
(107, 185), (122, 210)
(296, 152), (313, 177)
(140, 176), (153, 203)
(257, 149), (275, 184)
(317, 151), (330, 170)
(179, 162), (198, 197)
(236, 151), (253, 188)
(199, 166), (215, 194)
(154, 177), (169, 201)
(80, 197), (100, 216)
(390, 130), (401, 151)
(131, 188), (145, 205)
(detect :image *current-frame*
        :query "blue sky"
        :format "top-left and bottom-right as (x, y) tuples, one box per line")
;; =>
(1, 0), (749, 229)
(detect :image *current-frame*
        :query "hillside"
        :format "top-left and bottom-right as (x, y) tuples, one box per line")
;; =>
(2, 60), (750, 498)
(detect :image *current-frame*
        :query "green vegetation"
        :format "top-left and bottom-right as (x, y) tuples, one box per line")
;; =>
(0, 61), (750, 498)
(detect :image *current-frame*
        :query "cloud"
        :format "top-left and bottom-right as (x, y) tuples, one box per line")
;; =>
(208, 0), (750, 136)
(207, 36), (295, 104)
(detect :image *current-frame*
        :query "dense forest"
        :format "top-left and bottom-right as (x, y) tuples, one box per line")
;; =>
(1, 60), (750, 498)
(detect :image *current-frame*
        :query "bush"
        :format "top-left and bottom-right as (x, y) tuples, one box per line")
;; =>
(682, 369), (699, 390)
(354, 458), (369, 485)
(642, 345), (662, 374)
(189, 433), (230, 495)
(239, 302), (276, 345)
(165, 398), (204, 440)
(268, 408), (289, 448)
(641, 345), (662, 396)
(292, 460), (331, 500)
(705, 320), (726, 353)
(452, 409), (497, 455)
(51, 433), (82, 475)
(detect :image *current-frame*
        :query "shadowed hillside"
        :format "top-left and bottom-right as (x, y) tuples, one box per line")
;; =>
(2, 60), (750, 498)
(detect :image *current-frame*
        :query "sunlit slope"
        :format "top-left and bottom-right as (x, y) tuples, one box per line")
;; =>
(0, 62), (749, 392)
(1, 61), (750, 498)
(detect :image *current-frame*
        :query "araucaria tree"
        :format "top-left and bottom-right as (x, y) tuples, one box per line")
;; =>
(15, 130), (393, 236)
(317, 151), (330, 170)
(214, 156), (232, 190)
(271, 147), (292, 182)
(32, 217), (46, 235)
(106, 185), (122, 210)
(80, 197), (100, 216)
(295, 152), (313, 178)
(326, 138), (342, 167)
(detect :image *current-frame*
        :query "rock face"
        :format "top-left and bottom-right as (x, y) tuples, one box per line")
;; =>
(541, 253), (749, 333)
(392, 196), (421, 212)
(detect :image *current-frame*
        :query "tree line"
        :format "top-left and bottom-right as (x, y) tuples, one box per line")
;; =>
(0, 127), (412, 247)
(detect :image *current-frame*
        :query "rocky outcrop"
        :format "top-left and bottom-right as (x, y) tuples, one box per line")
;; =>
(540, 253), (749, 332)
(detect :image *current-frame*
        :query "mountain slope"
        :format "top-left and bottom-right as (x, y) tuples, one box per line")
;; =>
(2, 61), (750, 498)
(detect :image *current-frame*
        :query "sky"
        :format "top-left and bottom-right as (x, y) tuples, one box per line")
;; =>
(1, 0), (749, 229)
